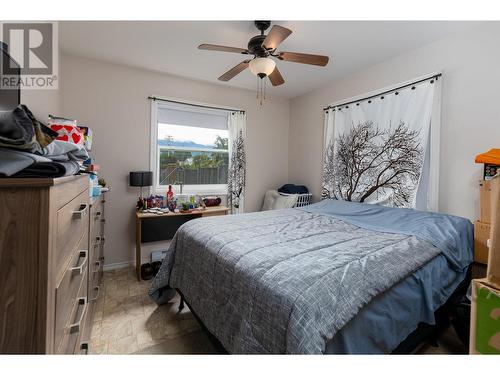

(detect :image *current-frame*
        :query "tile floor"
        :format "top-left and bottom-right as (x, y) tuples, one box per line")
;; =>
(89, 267), (467, 355)
(89, 267), (220, 354)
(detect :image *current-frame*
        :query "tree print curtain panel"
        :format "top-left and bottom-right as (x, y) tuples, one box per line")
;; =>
(228, 112), (247, 214)
(322, 77), (438, 209)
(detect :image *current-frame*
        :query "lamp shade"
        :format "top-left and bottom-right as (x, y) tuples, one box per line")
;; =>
(249, 57), (276, 77)
(129, 171), (153, 187)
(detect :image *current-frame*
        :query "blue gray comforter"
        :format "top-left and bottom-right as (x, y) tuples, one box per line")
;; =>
(149, 200), (473, 354)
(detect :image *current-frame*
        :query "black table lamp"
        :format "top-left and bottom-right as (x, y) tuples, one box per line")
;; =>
(129, 171), (153, 198)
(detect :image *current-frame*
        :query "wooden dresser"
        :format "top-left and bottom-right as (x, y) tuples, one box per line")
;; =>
(0, 175), (107, 354)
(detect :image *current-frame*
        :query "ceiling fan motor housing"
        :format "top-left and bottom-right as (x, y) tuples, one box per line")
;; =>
(248, 35), (268, 57)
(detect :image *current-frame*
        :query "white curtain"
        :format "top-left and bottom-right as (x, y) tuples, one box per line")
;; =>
(227, 112), (247, 214)
(322, 76), (440, 210)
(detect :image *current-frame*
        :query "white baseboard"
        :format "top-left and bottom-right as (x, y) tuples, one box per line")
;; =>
(102, 258), (155, 271)
(103, 261), (133, 271)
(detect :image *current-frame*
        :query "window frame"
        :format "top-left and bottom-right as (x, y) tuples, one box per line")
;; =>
(150, 98), (230, 196)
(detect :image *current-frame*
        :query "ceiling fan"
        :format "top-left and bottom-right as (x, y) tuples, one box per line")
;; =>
(198, 21), (330, 87)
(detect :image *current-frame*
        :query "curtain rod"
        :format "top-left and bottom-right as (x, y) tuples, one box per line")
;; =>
(148, 96), (245, 114)
(323, 73), (442, 111)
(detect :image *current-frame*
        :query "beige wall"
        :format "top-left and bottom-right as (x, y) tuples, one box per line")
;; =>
(21, 44), (62, 121)
(289, 22), (500, 220)
(21, 87), (61, 121)
(58, 54), (290, 266)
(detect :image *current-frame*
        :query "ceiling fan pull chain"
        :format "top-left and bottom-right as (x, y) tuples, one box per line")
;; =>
(256, 77), (259, 100)
(259, 79), (263, 105)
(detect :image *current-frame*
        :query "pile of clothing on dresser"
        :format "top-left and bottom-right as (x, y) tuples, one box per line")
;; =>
(0, 105), (89, 178)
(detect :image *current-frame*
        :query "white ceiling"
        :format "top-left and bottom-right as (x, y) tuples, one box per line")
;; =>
(59, 21), (481, 98)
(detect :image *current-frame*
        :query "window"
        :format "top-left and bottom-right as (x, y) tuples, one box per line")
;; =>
(150, 100), (230, 195)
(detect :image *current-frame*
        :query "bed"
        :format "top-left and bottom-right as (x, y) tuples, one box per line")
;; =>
(149, 199), (473, 354)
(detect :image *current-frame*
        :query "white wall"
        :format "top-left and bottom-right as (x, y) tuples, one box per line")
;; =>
(289, 22), (500, 220)
(59, 54), (290, 266)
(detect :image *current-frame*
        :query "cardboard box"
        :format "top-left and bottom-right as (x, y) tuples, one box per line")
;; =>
(487, 176), (500, 285)
(469, 279), (500, 354)
(479, 180), (491, 224)
(474, 220), (490, 265)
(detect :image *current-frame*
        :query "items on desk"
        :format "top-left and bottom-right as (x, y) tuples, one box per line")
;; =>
(134, 184), (210, 214)
(167, 184), (174, 200)
(180, 202), (192, 212)
(202, 196), (222, 207)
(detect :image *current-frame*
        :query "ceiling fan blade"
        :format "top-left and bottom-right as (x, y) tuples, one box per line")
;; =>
(278, 52), (329, 66)
(268, 66), (285, 86)
(262, 25), (292, 50)
(218, 60), (251, 81)
(198, 44), (248, 54)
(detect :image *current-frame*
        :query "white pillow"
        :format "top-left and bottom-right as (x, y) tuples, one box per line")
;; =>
(261, 190), (298, 211)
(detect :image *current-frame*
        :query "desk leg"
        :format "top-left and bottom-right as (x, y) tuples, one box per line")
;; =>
(136, 217), (141, 281)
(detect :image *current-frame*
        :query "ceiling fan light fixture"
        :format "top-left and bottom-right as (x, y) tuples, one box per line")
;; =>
(249, 57), (276, 78)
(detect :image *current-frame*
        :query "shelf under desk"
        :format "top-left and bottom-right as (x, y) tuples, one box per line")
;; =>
(135, 206), (229, 280)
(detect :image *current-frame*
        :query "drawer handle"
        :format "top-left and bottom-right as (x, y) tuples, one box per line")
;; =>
(100, 219), (106, 223)
(70, 250), (88, 276)
(96, 211), (102, 216)
(72, 204), (88, 219)
(79, 342), (89, 355)
(100, 256), (105, 262)
(90, 286), (100, 302)
(93, 260), (101, 273)
(70, 297), (87, 334)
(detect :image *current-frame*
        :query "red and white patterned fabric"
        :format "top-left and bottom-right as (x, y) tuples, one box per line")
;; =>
(48, 123), (84, 146)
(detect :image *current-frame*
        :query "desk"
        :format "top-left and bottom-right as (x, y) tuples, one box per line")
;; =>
(135, 206), (229, 280)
